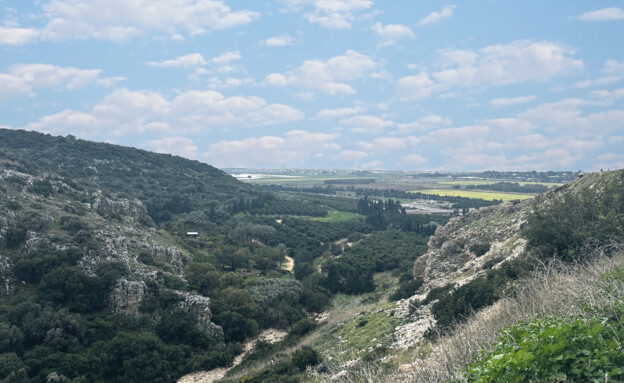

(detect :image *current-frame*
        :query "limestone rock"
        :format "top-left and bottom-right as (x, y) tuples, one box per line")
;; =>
(176, 291), (224, 343)
(414, 200), (530, 290)
(110, 278), (147, 317)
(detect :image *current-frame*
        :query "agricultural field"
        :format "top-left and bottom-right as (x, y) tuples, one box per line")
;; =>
(438, 180), (564, 187)
(303, 210), (365, 222)
(412, 189), (535, 202)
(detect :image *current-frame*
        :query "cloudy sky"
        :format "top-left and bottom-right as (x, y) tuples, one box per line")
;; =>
(1, 1), (623, 171)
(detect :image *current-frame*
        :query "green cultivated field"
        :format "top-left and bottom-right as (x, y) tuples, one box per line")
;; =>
(412, 189), (535, 202)
(304, 210), (365, 222)
(438, 180), (563, 187)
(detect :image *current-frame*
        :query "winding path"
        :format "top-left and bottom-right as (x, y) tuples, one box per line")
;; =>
(177, 329), (287, 383)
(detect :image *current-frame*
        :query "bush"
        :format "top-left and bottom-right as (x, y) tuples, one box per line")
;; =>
(389, 277), (424, 301)
(470, 242), (491, 257)
(286, 319), (316, 341)
(462, 316), (624, 383)
(291, 346), (320, 371)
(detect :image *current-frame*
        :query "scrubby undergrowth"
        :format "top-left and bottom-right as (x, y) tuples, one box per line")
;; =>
(389, 244), (624, 382)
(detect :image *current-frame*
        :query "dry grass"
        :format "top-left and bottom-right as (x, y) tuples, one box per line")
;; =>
(319, 244), (624, 383)
(399, 244), (624, 383)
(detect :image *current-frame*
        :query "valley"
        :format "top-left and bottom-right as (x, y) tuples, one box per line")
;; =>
(0, 129), (623, 383)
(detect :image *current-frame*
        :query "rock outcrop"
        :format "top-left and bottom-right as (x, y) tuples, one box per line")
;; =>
(110, 278), (147, 317)
(414, 200), (530, 290)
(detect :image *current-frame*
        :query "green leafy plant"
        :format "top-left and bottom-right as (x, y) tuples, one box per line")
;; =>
(459, 316), (624, 383)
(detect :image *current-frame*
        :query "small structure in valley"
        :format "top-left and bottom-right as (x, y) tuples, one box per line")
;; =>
(186, 232), (199, 237)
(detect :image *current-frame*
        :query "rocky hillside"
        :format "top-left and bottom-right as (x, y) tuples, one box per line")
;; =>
(415, 169), (624, 293)
(413, 199), (529, 290)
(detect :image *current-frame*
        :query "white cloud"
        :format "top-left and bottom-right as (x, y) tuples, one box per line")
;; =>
(204, 130), (340, 167)
(332, 149), (368, 162)
(572, 60), (624, 88)
(371, 22), (415, 47)
(265, 50), (380, 95)
(148, 53), (207, 68)
(22, 88), (304, 139)
(397, 40), (583, 100)
(303, 0), (374, 29)
(206, 76), (256, 90)
(396, 154), (427, 168)
(0, 64), (115, 103)
(0, 73), (31, 102)
(489, 95), (536, 108)
(594, 153), (624, 170)
(397, 115), (452, 133)
(357, 136), (419, 153)
(93, 88), (170, 134)
(577, 7), (624, 21)
(340, 115), (393, 134)
(212, 50), (242, 65)
(259, 34), (295, 46)
(39, 0), (260, 42)
(23, 110), (102, 138)
(0, 26), (39, 45)
(9, 64), (104, 90)
(361, 160), (384, 169)
(418, 5), (456, 27)
(169, 90), (304, 131)
(316, 106), (364, 119)
(397, 72), (436, 100)
(426, 125), (491, 143)
(146, 136), (199, 159)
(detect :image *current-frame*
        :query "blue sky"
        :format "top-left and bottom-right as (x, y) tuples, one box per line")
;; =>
(1, 1), (623, 171)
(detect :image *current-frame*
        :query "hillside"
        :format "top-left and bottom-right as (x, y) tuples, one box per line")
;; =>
(302, 169), (624, 382)
(0, 129), (442, 383)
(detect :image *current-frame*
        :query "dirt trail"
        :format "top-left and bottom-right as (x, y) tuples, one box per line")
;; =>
(177, 329), (287, 383)
(282, 255), (294, 272)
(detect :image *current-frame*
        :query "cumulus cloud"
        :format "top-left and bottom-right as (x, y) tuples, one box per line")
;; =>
(371, 22), (415, 47)
(397, 40), (583, 100)
(23, 110), (102, 138)
(38, 0), (259, 42)
(300, 0), (374, 29)
(0, 73), (32, 102)
(397, 115), (452, 133)
(489, 95), (536, 108)
(332, 150), (368, 162)
(0, 26), (39, 45)
(146, 136), (199, 159)
(357, 136), (419, 153)
(265, 50), (380, 95)
(396, 72), (436, 100)
(21, 88), (304, 139)
(259, 34), (295, 46)
(148, 53), (207, 68)
(418, 5), (456, 27)
(573, 60), (624, 88)
(577, 7), (624, 21)
(339, 115), (393, 134)
(204, 130), (340, 167)
(396, 154), (427, 168)
(316, 106), (364, 119)
(0, 64), (116, 103)
(212, 50), (242, 65)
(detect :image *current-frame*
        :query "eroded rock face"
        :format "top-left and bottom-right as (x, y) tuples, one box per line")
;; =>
(414, 201), (530, 290)
(91, 190), (151, 223)
(177, 292), (224, 343)
(110, 278), (147, 317)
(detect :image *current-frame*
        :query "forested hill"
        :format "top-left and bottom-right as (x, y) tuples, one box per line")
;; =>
(0, 128), (261, 222)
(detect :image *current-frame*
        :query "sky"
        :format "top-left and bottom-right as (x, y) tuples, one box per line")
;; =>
(1, 1), (623, 171)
